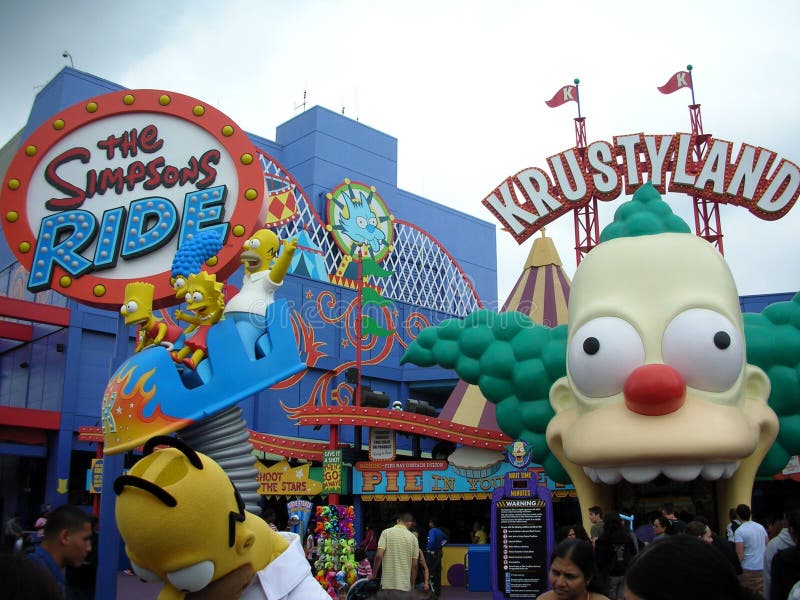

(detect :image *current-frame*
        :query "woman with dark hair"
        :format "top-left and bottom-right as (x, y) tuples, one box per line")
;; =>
(556, 524), (577, 544)
(594, 511), (637, 599)
(651, 515), (672, 541)
(624, 534), (763, 600)
(536, 538), (609, 600)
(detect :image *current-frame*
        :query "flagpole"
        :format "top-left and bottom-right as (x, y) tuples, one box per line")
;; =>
(353, 246), (364, 461)
(356, 246), (363, 408)
(687, 64), (696, 105)
(574, 77), (581, 119)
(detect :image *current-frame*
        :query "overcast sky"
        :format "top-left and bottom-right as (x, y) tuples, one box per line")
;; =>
(1, 0), (798, 303)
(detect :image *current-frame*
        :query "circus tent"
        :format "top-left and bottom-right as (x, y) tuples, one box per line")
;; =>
(437, 231), (572, 431)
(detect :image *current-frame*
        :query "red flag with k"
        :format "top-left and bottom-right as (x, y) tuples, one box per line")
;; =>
(658, 71), (692, 94)
(545, 85), (578, 108)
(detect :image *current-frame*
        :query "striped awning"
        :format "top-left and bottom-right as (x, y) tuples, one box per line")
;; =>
(438, 232), (571, 435)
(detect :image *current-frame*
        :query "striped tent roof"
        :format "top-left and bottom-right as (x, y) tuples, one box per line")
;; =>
(438, 231), (571, 430)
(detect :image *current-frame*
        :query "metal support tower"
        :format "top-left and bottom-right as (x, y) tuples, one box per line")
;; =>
(688, 104), (724, 253)
(572, 116), (600, 264)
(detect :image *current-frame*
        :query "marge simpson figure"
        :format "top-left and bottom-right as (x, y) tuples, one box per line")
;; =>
(115, 436), (329, 600)
(223, 229), (297, 359)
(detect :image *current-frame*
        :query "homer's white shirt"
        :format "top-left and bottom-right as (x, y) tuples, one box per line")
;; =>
(241, 532), (329, 600)
(224, 270), (281, 316)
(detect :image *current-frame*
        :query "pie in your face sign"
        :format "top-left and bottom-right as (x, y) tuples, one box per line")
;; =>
(1, 89), (267, 308)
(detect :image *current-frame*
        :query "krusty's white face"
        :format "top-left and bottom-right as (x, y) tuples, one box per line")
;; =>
(546, 233), (778, 521)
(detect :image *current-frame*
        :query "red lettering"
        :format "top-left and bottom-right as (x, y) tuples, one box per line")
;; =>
(179, 157), (200, 185)
(44, 147), (90, 210)
(144, 157), (165, 190)
(162, 165), (179, 187)
(96, 125), (163, 160)
(97, 129), (138, 160)
(197, 149), (220, 188)
(97, 167), (126, 195)
(125, 161), (147, 191)
(139, 124), (163, 153)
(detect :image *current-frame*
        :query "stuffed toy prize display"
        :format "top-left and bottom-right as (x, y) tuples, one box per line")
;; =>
(312, 505), (358, 598)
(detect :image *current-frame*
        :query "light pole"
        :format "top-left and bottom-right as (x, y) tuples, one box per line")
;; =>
(62, 50), (74, 67)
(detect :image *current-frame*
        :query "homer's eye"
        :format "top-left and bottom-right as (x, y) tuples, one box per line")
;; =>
(662, 308), (743, 392)
(131, 560), (162, 583)
(356, 216), (367, 228)
(192, 291), (204, 303)
(173, 277), (186, 291)
(166, 561), (215, 592)
(248, 238), (260, 249)
(568, 317), (645, 398)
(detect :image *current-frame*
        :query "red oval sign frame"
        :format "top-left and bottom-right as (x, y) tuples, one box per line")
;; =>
(1, 89), (266, 309)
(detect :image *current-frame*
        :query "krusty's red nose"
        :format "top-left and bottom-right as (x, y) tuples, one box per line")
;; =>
(623, 364), (686, 416)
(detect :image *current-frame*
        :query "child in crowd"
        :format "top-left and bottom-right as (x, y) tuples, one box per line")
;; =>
(355, 547), (372, 580)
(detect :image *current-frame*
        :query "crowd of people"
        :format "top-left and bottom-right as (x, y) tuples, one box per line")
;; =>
(5, 499), (800, 600)
(543, 500), (800, 600)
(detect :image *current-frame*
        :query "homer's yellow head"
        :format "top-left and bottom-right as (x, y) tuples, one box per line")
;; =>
(121, 282), (155, 326)
(183, 271), (224, 322)
(114, 437), (278, 597)
(547, 228), (778, 529)
(240, 229), (280, 275)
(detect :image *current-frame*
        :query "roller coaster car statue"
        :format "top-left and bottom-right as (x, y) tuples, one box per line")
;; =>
(103, 230), (305, 455)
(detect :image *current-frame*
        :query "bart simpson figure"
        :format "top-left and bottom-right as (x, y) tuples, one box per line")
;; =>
(223, 229), (298, 359)
(121, 282), (184, 352)
(172, 271), (225, 369)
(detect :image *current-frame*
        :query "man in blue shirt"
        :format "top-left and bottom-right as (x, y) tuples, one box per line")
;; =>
(426, 517), (448, 599)
(28, 505), (93, 594)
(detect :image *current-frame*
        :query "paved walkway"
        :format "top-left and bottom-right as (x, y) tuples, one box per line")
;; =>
(115, 572), (493, 599)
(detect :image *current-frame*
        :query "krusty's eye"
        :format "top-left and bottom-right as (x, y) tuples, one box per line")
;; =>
(130, 560), (162, 583)
(662, 308), (743, 392)
(166, 560), (215, 592)
(356, 216), (367, 228)
(568, 317), (645, 398)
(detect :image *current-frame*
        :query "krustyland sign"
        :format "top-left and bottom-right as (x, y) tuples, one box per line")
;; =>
(1, 89), (267, 308)
(483, 133), (800, 243)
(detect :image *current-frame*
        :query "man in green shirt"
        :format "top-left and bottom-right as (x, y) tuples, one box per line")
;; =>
(372, 512), (419, 592)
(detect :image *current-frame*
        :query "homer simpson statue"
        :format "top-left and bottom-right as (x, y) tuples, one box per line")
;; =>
(402, 183), (795, 534)
(224, 229), (298, 359)
(115, 435), (329, 599)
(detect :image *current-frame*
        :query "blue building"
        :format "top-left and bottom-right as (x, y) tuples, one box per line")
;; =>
(0, 66), (497, 543)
